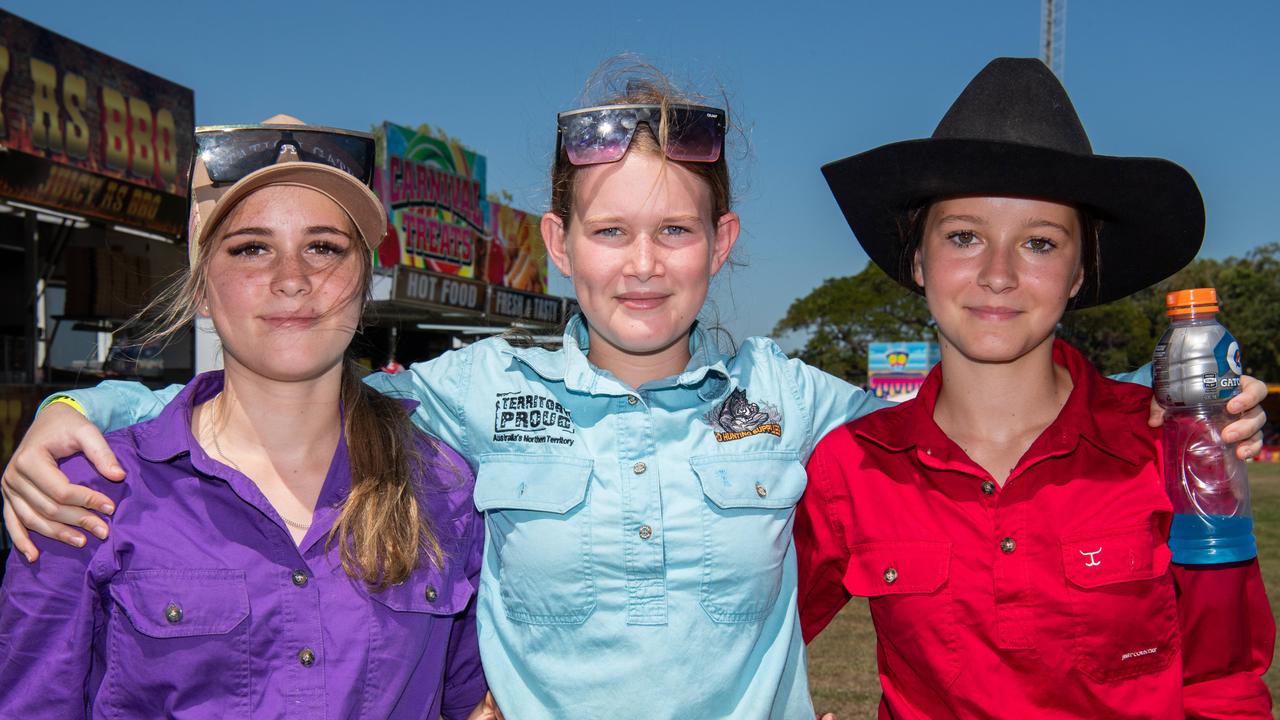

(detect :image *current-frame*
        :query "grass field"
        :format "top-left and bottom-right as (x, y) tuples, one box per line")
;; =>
(806, 462), (1280, 718)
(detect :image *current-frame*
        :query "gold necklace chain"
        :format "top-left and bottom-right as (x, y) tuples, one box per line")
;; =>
(203, 394), (314, 531)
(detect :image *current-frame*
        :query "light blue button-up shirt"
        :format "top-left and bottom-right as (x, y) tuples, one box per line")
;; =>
(59, 315), (1151, 718)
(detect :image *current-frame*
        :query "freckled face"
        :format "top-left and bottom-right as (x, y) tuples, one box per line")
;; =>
(202, 185), (365, 383)
(545, 150), (737, 359)
(913, 195), (1085, 364)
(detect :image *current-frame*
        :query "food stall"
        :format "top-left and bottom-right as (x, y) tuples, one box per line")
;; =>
(0, 9), (195, 563)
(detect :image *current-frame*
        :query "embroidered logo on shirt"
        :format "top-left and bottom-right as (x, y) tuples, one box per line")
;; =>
(705, 388), (782, 442)
(492, 391), (575, 445)
(1120, 647), (1158, 661)
(1079, 547), (1103, 567)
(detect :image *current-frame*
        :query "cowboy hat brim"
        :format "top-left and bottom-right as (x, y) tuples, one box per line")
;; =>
(823, 137), (1205, 307)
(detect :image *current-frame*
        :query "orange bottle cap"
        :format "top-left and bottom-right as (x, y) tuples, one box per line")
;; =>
(1166, 287), (1219, 316)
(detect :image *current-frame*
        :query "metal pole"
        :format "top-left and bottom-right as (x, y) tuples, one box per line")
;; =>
(22, 211), (38, 384)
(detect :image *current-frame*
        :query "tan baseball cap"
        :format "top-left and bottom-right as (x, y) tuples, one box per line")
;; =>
(188, 114), (387, 263)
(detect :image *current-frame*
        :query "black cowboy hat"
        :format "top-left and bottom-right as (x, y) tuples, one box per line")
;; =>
(822, 57), (1204, 308)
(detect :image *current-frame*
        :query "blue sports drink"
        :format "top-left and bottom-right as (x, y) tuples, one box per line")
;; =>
(1153, 288), (1256, 564)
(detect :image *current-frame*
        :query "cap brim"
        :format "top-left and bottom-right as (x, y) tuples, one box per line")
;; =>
(822, 138), (1205, 307)
(194, 162), (387, 259)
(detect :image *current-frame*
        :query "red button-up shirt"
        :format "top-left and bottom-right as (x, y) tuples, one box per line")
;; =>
(797, 340), (1273, 719)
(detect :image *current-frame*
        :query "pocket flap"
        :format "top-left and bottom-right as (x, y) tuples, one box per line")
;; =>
(690, 451), (806, 509)
(110, 569), (249, 638)
(472, 454), (593, 514)
(371, 553), (476, 616)
(843, 541), (952, 597)
(1061, 524), (1171, 589)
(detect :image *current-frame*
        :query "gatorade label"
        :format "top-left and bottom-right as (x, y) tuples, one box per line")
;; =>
(1212, 332), (1242, 399)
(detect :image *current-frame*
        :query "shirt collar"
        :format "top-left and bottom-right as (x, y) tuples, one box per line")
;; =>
(131, 370), (225, 463)
(855, 339), (1144, 474)
(129, 370), (365, 552)
(504, 313), (731, 400)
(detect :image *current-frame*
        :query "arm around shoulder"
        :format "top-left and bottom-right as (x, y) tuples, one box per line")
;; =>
(47, 380), (181, 433)
(365, 344), (479, 459)
(754, 338), (889, 459)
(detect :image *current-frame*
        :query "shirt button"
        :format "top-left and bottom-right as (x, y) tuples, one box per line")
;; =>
(633, 461), (647, 475)
(298, 648), (316, 667)
(425, 586), (438, 602)
(883, 567), (898, 584)
(291, 570), (308, 587)
(1001, 537), (1017, 554)
(755, 483), (768, 498)
(981, 481), (996, 495)
(627, 395), (638, 405)
(164, 603), (183, 624)
(638, 525), (653, 540)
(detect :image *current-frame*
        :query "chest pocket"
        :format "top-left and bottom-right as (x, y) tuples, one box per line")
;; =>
(690, 451), (807, 623)
(474, 454), (595, 624)
(364, 546), (478, 699)
(843, 540), (959, 689)
(1060, 523), (1179, 682)
(107, 569), (251, 716)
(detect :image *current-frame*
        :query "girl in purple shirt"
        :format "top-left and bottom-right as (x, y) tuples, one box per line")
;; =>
(0, 118), (490, 719)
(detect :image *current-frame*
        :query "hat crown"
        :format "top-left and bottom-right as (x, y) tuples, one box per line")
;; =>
(932, 57), (1092, 155)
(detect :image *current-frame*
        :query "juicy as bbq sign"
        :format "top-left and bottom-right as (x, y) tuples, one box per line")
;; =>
(0, 11), (194, 236)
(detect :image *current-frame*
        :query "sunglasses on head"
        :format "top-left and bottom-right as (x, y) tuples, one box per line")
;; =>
(195, 124), (376, 187)
(555, 103), (726, 166)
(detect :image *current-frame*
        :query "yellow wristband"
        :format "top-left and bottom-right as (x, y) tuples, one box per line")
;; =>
(44, 396), (89, 417)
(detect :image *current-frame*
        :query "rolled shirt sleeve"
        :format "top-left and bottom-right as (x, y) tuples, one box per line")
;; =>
(795, 431), (857, 644)
(1174, 559), (1275, 718)
(47, 380), (181, 432)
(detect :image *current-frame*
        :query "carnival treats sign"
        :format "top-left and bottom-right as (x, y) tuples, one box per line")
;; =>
(376, 121), (487, 278)
(487, 203), (548, 294)
(868, 341), (940, 401)
(0, 10), (194, 235)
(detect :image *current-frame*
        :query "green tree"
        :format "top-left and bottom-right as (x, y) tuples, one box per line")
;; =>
(1206, 244), (1280, 381)
(772, 264), (932, 384)
(1057, 299), (1157, 376)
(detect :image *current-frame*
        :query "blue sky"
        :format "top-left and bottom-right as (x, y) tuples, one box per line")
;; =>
(9, 0), (1277, 347)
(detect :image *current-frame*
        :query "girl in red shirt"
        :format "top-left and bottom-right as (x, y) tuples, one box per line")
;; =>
(797, 57), (1273, 718)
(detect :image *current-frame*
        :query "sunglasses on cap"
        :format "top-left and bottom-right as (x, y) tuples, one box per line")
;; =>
(195, 124), (376, 187)
(556, 103), (726, 166)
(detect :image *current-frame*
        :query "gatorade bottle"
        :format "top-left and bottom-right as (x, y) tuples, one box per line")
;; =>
(1152, 288), (1257, 564)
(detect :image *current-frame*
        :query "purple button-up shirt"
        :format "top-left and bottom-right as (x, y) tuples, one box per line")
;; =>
(0, 372), (486, 719)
